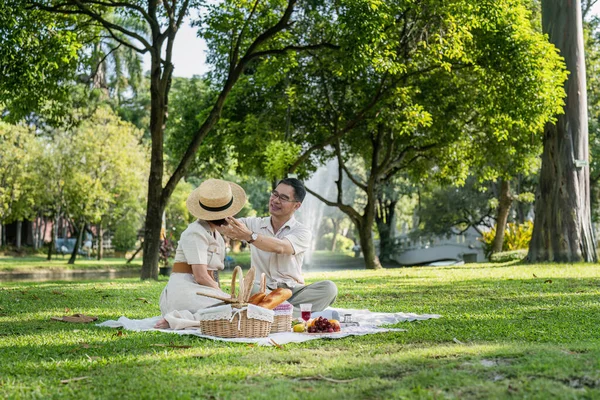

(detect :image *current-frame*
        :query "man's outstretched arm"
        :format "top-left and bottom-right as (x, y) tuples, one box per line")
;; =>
(220, 217), (295, 255)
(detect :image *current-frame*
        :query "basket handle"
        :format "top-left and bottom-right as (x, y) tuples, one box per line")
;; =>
(230, 265), (244, 303)
(241, 266), (256, 303)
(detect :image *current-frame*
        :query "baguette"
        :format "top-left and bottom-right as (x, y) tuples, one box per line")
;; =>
(256, 288), (292, 310)
(248, 292), (266, 305)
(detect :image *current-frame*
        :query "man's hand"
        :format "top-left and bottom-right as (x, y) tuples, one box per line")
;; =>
(218, 217), (252, 241)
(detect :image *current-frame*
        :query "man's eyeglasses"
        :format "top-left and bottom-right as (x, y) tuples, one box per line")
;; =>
(270, 190), (299, 203)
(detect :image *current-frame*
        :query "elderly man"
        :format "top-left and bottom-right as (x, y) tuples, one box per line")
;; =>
(222, 178), (337, 315)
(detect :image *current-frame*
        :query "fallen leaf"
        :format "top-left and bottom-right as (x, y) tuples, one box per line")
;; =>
(136, 297), (150, 303)
(60, 376), (89, 384)
(453, 338), (465, 345)
(52, 290), (65, 295)
(533, 273), (537, 278)
(85, 354), (100, 361)
(114, 330), (123, 337)
(269, 339), (284, 349)
(64, 307), (71, 313)
(544, 279), (553, 284)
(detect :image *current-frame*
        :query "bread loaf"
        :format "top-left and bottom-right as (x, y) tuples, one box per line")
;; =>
(248, 292), (266, 305)
(257, 288), (292, 310)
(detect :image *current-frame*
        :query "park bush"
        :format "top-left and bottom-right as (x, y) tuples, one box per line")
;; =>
(318, 233), (354, 253)
(480, 220), (534, 256)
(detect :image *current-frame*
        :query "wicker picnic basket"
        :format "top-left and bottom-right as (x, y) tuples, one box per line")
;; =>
(197, 266), (273, 338)
(271, 302), (293, 333)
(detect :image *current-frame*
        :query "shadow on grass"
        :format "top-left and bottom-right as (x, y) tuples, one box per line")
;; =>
(3, 337), (599, 399)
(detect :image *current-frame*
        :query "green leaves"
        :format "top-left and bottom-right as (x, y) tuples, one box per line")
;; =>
(263, 140), (302, 180)
(0, 0), (87, 123)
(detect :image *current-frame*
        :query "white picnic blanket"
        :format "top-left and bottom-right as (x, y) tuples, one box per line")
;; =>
(97, 308), (441, 346)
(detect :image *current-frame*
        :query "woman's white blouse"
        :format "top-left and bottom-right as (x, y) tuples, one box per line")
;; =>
(173, 220), (225, 271)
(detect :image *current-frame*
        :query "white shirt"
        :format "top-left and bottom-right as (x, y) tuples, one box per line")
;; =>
(238, 216), (311, 288)
(173, 220), (225, 271)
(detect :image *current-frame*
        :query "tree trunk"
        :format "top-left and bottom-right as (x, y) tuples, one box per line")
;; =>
(97, 223), (103, 260)
(528, 0), (597, 262)
(16, 221), (22, 249)
(47, 215), (57, 261)
(68, 222), (86, 265)
(140, 53), (168, 280)
(0, 222), (3, 247)
(358, 222), (382, 270)
(32, 217), (38, 250)
(491, 180), (513, 254)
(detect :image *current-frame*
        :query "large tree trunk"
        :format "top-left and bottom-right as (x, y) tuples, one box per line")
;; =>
(141, 56), (167, 280)
(528, 0), (597, 262)
(491, 180), (513, 254)
(68, 222), (86, 265)
(357, 221), (382, 270)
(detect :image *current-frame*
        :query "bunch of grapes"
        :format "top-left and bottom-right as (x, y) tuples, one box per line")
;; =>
(307, 317), (335, 333)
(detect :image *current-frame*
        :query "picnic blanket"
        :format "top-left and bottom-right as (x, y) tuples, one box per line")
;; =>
(97, 308), (440, 346)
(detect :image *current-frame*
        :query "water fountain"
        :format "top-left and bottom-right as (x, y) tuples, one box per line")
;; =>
(294, 158), (339, 264)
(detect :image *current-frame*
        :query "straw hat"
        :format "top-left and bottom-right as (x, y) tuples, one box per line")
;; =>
(186, 179), (246, 220)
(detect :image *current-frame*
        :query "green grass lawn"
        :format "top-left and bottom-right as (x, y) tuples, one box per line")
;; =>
(229, 250), (356, 269)
(1, 261), (600, 399)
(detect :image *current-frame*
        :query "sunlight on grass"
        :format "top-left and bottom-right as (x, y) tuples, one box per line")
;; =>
(1, 262), (600, 398)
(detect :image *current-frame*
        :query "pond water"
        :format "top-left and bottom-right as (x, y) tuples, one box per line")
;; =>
(0, 269), (142, 282)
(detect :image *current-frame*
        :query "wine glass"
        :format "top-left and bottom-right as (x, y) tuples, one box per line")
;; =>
(300, 303), (312, 327)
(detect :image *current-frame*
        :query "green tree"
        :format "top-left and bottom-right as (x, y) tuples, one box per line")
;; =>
(0, 122), (40, 248)
(32, 106), (147, 263)
(221, 0), (566, 269)
(29, 0), (341, 279)
(0, 1), (85, 124)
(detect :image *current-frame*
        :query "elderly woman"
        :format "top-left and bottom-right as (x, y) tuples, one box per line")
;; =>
(154, 178), (246, 328)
